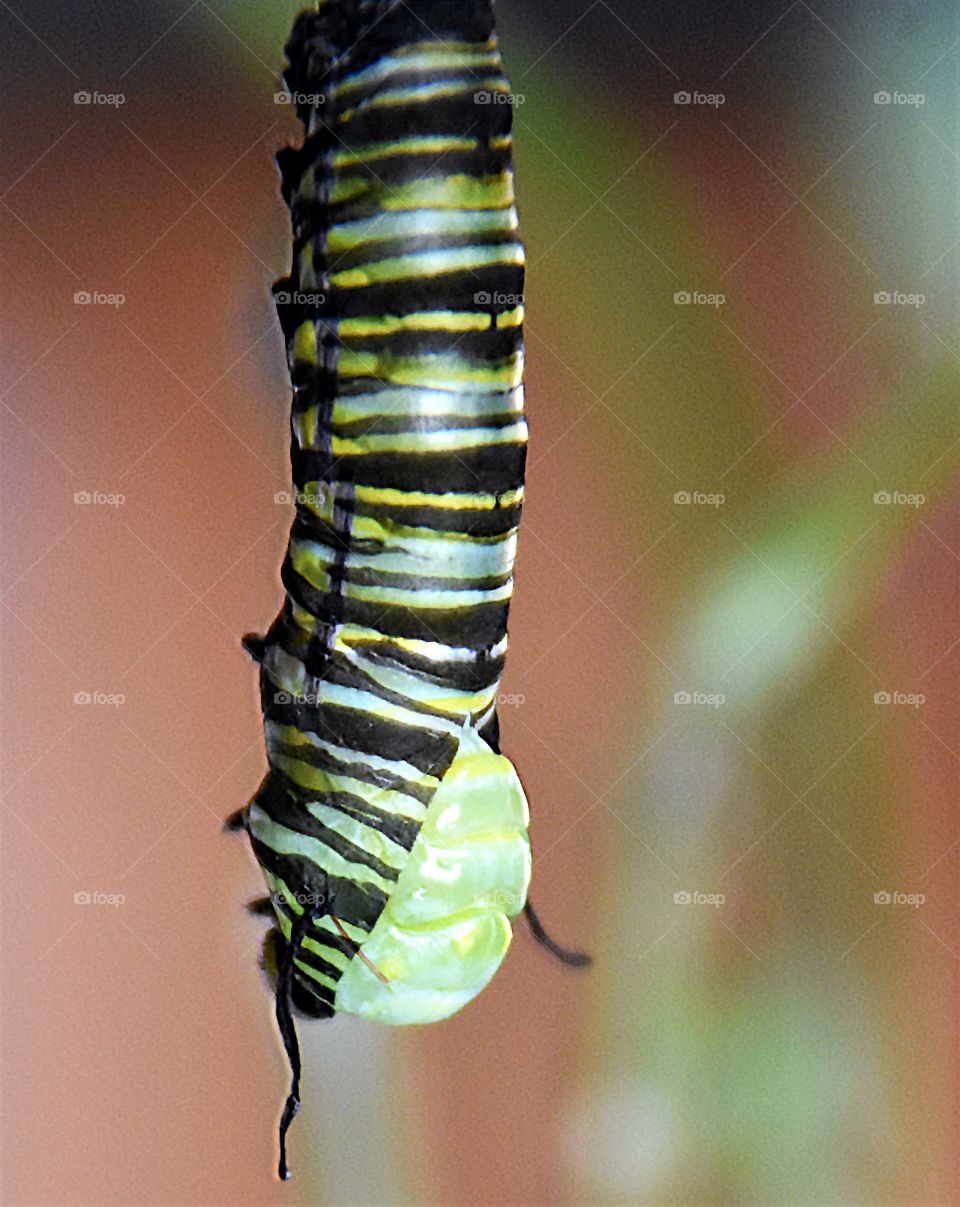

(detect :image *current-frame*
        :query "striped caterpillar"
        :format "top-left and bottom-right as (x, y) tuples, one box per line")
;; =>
(227, 0), (588, 1179)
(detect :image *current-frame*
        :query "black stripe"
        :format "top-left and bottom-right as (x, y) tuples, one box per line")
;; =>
(301, 263), (524, 320)
(280, 561), (510, 647)
(299, 649), (468, 724)
(266, 907), (350, 980)
(250, 837), (388, 930)
(328, 229), (521, 275)
(290, 488), (521, 539)
(254, 777), (401, 882)
(325, 409), (521, 438)
(291, 974), (336, 1018)
(267, 613), (504, 696)
(268, 729), (436, 805)
(354, 498), (521, 537)
(293, 439), (526, 494)
(287, 533), (511, 593)
(290, 937), (344, 983)
(478, 708), (500, 753)
(336, 323), (522, 363)
(266, 765), (421, 851)
(320, 563), (511, 593)
(325, 151), (510, 192)
(269, 689), (456, 777)
(334, 107), (510, 155)
(333, 66), (507, 114)
(289, 507), (385, 555)
(356, 642), (505, 692)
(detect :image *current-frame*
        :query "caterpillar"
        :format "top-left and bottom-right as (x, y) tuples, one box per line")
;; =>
(228, 0), (588, 1180)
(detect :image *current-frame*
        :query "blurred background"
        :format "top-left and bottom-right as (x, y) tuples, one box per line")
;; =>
(2, 1), (958, 1204)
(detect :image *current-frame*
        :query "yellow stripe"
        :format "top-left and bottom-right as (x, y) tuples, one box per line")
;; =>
(333, 135), (476, 168)
(328, 207), (517, 253)
(295, 492), (520, 545)
(353, 484), (523, 510)
(335, 624), (507, 664)
(336, 349), (523, 390)
(345, 581), (513, 607)
(338, 305), (521, 337)
(329, 173), (515, 211)
(340, 78), (506, 118)
(331, 243), (524, 288)
(250, 808), (396, 895)
(294, 407), (318, 450)
(349, 649), (498, 718)
(293, 320), (317, 365)
(339, 310), (491, 337)
(331, 422), (526, 456)
(271, 725), (438, 792)
(293, 958), (338, 991)
(335, 46), (501, 97)
(273, 749), (426, 822)
(328, 176), (371, 206)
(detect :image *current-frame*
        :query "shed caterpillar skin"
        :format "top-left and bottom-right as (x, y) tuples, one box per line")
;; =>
(230, 0), (587, 1179)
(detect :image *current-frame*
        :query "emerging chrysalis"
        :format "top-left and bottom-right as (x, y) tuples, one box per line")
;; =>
(229, 0), (588, 1179)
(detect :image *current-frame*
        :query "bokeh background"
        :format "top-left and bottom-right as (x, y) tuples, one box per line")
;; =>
(2, 1), (958, 1204)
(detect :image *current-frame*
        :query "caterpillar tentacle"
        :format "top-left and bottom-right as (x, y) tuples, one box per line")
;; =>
(523, 898), (592, 968)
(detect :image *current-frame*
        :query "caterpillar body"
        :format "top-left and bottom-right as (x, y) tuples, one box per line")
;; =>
(230, 0), (587, 1179)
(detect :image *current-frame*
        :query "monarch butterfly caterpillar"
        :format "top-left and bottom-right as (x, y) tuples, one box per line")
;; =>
(227, 0), (589, 1180)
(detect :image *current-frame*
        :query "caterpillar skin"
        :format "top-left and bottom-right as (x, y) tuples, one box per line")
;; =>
(241, 0), (531, 1032)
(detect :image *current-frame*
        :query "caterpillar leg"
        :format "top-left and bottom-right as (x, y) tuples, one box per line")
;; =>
(222, 807), (247, 833)
(241, 632), (266, 663)
(523, 898), (592, 968)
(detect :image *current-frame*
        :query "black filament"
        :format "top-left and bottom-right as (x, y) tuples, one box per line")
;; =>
(275, 905), (323, 1180)
(523, 899), (592, 968)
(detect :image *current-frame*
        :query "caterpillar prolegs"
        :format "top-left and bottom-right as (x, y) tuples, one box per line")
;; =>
(229, 0), (589, 1179)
